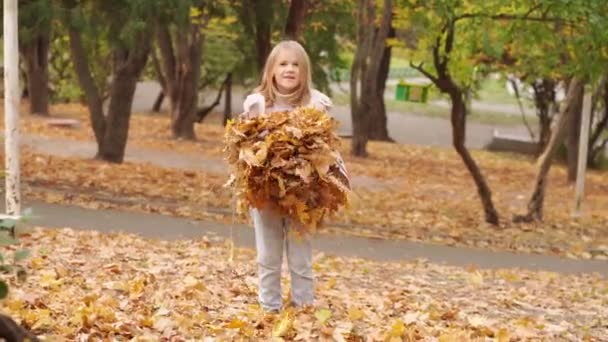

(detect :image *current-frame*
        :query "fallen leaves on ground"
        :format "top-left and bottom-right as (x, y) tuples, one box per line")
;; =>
(3, 103), (608, 259)
(1, 228), (605, 340)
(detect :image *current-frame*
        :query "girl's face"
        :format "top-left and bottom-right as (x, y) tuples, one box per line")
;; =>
(273, 48), (301, 94)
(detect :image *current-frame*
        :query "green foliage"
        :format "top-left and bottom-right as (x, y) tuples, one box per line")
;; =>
(202, 16), (242, 87)
(394, 0), (608, 97)
(18, 0), (54, 43)
(49, 30), (84, 102)
(303, 1), (355, 95)
(0, 214), (32, 300)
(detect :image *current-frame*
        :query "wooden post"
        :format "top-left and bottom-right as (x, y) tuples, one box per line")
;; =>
(3, 0), (20, 216)
(573, 93), (592, 216)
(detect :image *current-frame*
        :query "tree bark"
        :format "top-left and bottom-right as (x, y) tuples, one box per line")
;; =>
(350, 0), (392, 157)
(532, 79), (557, 154)
(66, 25), (106, 152)
(150, 48), (166, 112)
(152, 90), (164, 112)
(448, 87), (499, 224)
(158, 19), (204, 140)
(588, 78), (608, 165)
(514, 78), (583, 222)
(566, 82), (584, 182)
(254, 0), (272, 71)
(284, 0), (309, 42)
(368, 25), (395, 142)
(223, 72), (232, 126)
(21, 32), (51, 116)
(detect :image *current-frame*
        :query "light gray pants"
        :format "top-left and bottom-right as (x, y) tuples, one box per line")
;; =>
(250, 208), (313, 311)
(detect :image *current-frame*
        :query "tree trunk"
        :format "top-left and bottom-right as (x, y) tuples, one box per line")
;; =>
(98, 42), (151, 162)
(566, 82), (584, 182)
(448, 87), (499, 224)
(514, 78), (583, 222)
(150, 49), (166, 112)
(254, 1), (272, 71)
(223, 72), (232, 126)
(21, 32), (51, 116)
(284, 0), (309, 42)
(152, 90), (164, 112)
(350, 0), (392, 157)
(588, 78), (608, 165)
(368, 25), (394, 142)
(158, 21), (204, 140)
(532, 79), (557, 154)
(66, 24), (106, 152)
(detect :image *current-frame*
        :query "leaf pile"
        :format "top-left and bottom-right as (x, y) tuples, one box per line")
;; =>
(224, 107), (350, 233)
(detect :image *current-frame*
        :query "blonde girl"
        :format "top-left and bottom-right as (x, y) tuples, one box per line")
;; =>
(242, 40), (348, 312)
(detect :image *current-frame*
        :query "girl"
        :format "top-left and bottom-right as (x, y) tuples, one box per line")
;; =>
(242, 40), (349, 312)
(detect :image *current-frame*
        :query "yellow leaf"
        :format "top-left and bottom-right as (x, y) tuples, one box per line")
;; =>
(272, 310), (294, 338)
(497, 328), (510, 342)
(467, 271), (484, 286)
(325, 277), (336, 290)
(190, 7), (202, 18)
(387, 319), (405, 338)
(224, 318), (247, 329)
(348, 307), (365, 321)
(255, 142), (269, 164)
(315, 308), (332, 325)
(129, 278), (146, 298)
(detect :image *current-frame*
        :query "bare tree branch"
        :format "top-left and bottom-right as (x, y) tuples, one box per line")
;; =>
(409, 61), (439, 84)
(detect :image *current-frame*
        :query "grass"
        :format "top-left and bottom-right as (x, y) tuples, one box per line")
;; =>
(475, 77), (523, 105)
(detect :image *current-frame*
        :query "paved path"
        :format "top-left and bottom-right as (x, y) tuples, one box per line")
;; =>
(9, 200), (606, 276)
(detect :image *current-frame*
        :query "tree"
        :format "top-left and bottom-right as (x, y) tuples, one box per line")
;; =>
(514, 78), (583, 222)
(350, 0), (393, 157)
(156, 2), (207, 139)
(566, 80), (584, 182)
(588, 74), (608, 167)
(396, 1), (502, 224)
(18, 0), (53, 116)
(510, 0), (608, 220)
(368, 24), (395, 141)
(235, 0), (276, 72)
(61, 1), (153, 163)
(284, 0), (310, 42)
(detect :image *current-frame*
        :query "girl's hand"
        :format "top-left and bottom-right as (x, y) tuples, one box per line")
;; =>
(243, 93), (266, 118)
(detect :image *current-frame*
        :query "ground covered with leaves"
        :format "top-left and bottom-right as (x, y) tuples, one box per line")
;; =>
(1, 227), (606, 340)
(3, 103), (608, 259)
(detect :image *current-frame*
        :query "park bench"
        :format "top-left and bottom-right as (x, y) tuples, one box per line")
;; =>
(485, 129), (539, 155)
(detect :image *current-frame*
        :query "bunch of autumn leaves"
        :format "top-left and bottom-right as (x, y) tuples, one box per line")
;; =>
(224, 107), (350, 233)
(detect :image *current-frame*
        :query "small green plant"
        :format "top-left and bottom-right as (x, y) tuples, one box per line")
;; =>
(0, 210), (33, 299)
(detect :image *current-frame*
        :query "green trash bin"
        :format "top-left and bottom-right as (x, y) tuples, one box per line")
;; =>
(395, 82), (407, 101)
(395, 81), (429, 103)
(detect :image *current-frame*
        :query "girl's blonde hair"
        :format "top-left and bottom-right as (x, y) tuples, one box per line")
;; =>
(255, 40), (312, 108)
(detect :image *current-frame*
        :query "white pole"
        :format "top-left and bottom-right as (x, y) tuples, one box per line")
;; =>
(3, 0), (21, 216)
(573, 92), (591, 217)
